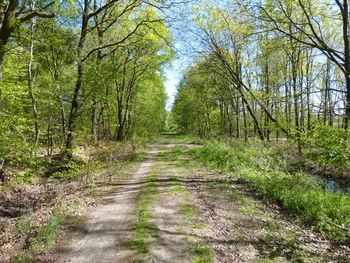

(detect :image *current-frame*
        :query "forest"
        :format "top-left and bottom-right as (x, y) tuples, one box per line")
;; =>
(1, 0), (350, 262)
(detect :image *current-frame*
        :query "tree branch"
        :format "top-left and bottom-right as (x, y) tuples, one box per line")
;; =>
(81, 19), (163, 62)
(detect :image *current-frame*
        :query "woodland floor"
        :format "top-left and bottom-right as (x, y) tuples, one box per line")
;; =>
(13, 136), (350, 262)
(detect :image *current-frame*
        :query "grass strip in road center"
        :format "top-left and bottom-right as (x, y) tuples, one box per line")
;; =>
(127, 164), (159, 262)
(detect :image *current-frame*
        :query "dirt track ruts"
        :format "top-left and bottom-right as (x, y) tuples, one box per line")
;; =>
(58, 144), (160, 263)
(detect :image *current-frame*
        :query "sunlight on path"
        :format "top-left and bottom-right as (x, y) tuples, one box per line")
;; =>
(58, 145), (160, 263)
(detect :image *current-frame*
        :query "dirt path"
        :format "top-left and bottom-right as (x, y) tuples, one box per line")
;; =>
(58, 144), (160, 263)
(57, 138), (350, 263)
(58, 141), (203, 263)
(144, 145), (200, 263)
(174, 144), (350, 263)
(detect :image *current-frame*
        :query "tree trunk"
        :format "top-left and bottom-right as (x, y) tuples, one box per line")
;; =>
(91, 15), (103, 143)
(116, 89), (125, 141)
(264, 62), (270, 141)
(65, 0), (89, 152)
(306, 53), (312, 132)
(91, 96), (98, 143)
(235, 96), (240, 139)
(345, 72), (350, 129)
(291, 50), (302, 155)
(342, 0), (350, 129)
(0, 50), (4, 83)
(116, 124), (124, 141)
(242, 97), (248, 141)
(241, 95), (264, 140)
(324, 59), (331, 125)
(28, 0), (39, 146)
(58, 91), (66, 146)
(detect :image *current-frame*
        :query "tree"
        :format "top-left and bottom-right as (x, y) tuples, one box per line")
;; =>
(259, 0), (350, 128)
(0, 0), (54, 82)
(65, 0), (168, 152)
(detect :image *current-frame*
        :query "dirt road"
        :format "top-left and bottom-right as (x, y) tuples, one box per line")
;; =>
(58, 141), (203, 263)
(57, 138), (350, 263)
(58, 144), (159, 263)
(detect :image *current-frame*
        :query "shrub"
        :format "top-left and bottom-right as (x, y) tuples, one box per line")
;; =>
(307, 125), (350, 173)
(189, 140), (350, 239)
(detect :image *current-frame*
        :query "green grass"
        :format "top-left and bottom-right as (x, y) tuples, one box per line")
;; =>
(13, 209), (64, 262)
(129, 150), (147, 162)
(10, 153), (136, 262)
(172, 135), (204, 144)
(170, 146), (182, 161)
(191, 243), (213, 263)
(29, 212), (63, 249)
(181, 204), (196, 217)
(192, 222), (206, 229)
(171, 183), (184, 194)
(17, 219), (32, 236)
(189, 140), (350, 240)
(194, 243), (211, 254)
(8, 140), (149, 262)
(128, 166), (159, 262)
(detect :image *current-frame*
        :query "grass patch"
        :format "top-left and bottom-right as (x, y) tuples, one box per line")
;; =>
(17, 219), (32, 236)
(129, 150), (147, 162)
(194, 243), (211, 255)
(189, 140), (350, 240)
(181, 204), (196, 217)
(171, 184), (184, 194)
(170, 146), (182, 162)
(13, 209), (64, 262)
(191, 243), (213, 263)
(260, 215), (280, 231)
(163, 139), (171, 145)
(29, 212), (63, 250)
(192, 222), (206, 229)
(176, 226), (185, 232)
(172, 135), (204, 144)
(239, 206), (259, 214)
(5, 140), (149, 262)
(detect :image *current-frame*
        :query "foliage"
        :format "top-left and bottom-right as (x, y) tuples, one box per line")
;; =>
(0, 54), (34, 164)
(306, 125), (350, 172)
(191, 140), (285, 172)
(0, 1), (172, 169)
(189, 140), (350, 239)
(13, 209), (64, 263)
(172, 62), (218, 137)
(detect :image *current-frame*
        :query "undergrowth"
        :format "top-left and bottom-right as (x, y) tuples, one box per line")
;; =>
(188, 140), (350, 240)
(12, 208), (65, 263)
(2, 139), (150, 262)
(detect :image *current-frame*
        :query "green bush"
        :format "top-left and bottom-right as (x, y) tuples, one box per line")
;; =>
(189, 140), (350, 239)
(307, 125), (350, 172)
(190, 140), (285, 172)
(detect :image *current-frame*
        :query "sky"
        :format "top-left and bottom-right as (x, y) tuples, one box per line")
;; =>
(163, 46), (194, 111)
(163, 29), (195, 111)
(164, 65), (180, 111)
(161, 0), (198, 111)
(163, 34), (187, 111)
(163, 38), (192, 111)
(162, 1), (202, 111)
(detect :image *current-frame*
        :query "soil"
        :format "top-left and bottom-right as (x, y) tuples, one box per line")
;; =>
(145, 145), (199, 263)
(56, 138), (350, 262)
(3, 137), (350, 262)
(181, 169), (350, 262)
